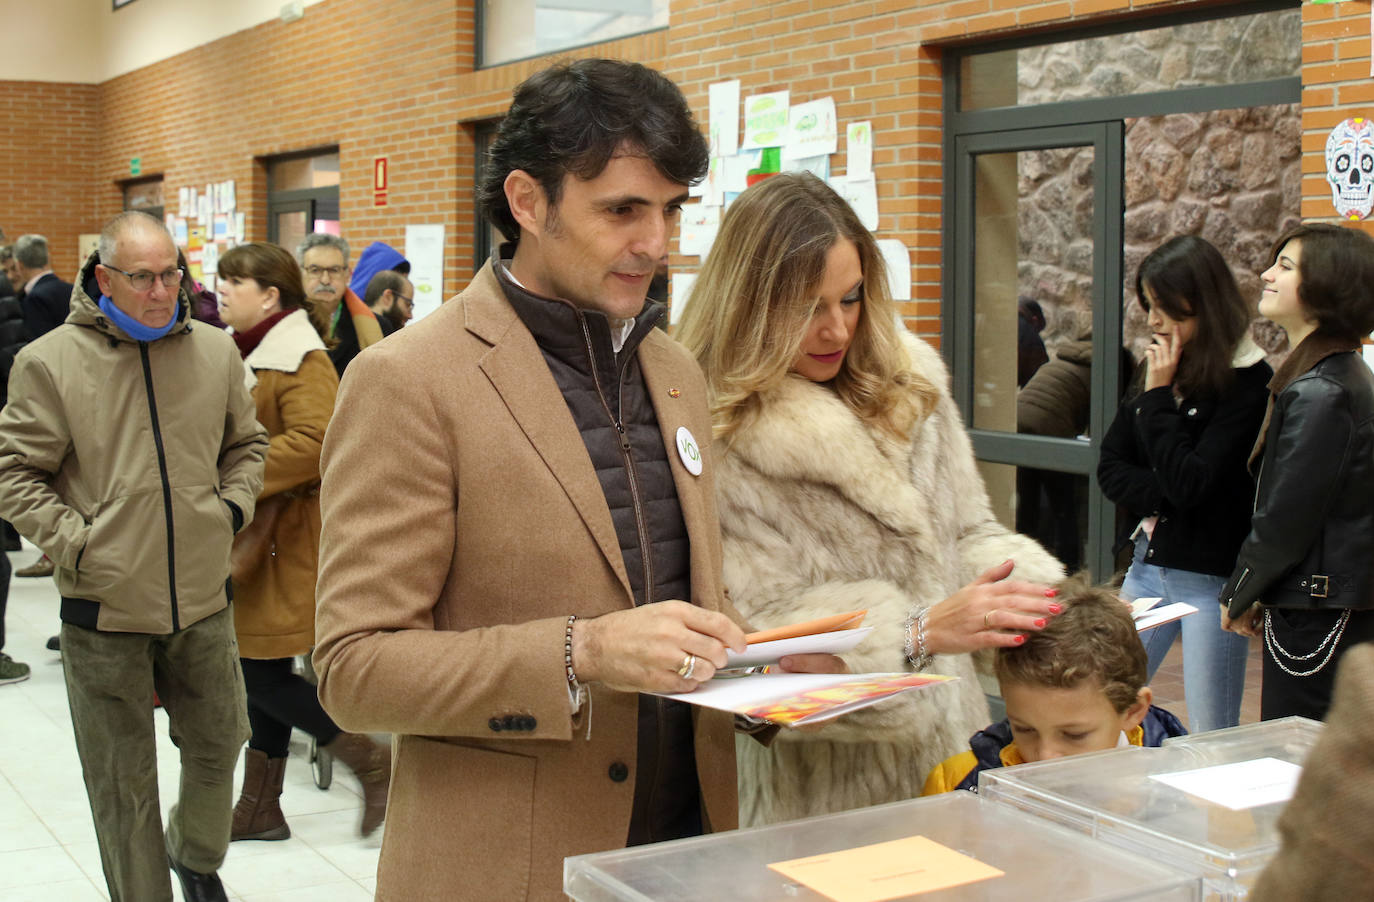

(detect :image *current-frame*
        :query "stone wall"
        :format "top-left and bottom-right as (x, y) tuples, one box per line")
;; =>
(1013, 8), (1302, 360)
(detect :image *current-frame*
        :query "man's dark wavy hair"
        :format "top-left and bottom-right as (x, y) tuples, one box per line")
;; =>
(478, 59), (709, 243)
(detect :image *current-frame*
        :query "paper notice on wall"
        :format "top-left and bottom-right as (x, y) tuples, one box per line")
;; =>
(829, 175), (879, 230)
(877, 239), (910, 300)
(670, 271), (697, 327)
(404, 224), (445, 322)
(222, 180), (236, 212)
(234, 212), (246, 243)
(702, 157), (725, 207)
(785, 155), (830, 181)
(201, 241), (219, 276)
(708, 79), (741, 157)
(178, 187), (190, 217)
(679, 205), (721, 258)
(173, 218), (189, 247)
(784, 97), (837, 160)
(847, 121), (874, 178)
(742, 91), (789, 150)
(723, 152), (759, 193)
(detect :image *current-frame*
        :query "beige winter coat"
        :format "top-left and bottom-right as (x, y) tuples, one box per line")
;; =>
(234, 309), (338, 658)
(0, 252), (267, 633)
(717, 332), (1064, 826)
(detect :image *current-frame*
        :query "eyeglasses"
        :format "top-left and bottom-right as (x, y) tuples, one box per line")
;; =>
(303, 265), (347, 279)
(393, 292), (413, 306)
(103, 265), (183, 292)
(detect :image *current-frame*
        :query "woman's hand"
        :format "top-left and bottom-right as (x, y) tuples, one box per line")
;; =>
(1221, 603), (1262, 638)
(924, 560), (1061, 653)
(1144, 330), (1181, 392)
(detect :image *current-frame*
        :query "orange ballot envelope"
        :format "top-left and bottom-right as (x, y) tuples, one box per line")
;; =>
(655, 672), (955, 727)
(768, 835), (1004, 902)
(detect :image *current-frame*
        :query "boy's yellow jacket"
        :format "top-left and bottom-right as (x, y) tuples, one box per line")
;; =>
(922, 705), (1188, 795)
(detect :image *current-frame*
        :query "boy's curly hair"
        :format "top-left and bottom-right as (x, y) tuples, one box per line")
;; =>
(994, 574), (1147, 713)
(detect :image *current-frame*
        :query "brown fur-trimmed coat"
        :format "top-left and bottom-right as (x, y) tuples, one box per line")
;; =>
(717, 333), (1064, 826)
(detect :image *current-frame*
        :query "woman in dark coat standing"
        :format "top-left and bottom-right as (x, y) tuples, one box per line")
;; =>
(1222, 223), (1374, 721)
(1098, 236), (1271, 733)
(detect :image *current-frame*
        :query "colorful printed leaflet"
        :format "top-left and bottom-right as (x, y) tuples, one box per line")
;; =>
(659, 671), (955, 727)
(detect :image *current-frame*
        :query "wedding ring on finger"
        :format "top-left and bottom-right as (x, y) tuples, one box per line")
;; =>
(984, 610), (997, 630)
(676, 653), (697, 680)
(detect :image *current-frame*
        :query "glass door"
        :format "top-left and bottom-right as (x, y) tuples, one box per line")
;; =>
(950, 123), (1124, 577)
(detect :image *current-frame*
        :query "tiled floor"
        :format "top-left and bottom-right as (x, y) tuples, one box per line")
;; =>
(1146, 626), (1266, 730)
(0, 545), (381, 901)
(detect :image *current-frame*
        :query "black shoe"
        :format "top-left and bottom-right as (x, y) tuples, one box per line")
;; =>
(167, 854), (228, 902)
(46, 635), (60, 651)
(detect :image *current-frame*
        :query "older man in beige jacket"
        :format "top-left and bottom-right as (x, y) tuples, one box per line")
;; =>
(0, 212), (266, 902)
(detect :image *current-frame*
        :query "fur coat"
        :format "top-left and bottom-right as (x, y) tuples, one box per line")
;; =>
(718, 332), (1064, 826)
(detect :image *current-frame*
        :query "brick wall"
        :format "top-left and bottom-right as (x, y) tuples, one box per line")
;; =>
(0, 81), (99, 280)
(0, 0), (1367, 343)
(1300, 0), (1374, 233)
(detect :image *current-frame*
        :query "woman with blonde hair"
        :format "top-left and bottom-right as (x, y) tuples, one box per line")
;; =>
(216, 242), (390, 840)
(676, 173), (1064, 826)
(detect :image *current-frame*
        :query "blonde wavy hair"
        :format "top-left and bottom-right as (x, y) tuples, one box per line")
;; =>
(676, 172), (935, 446)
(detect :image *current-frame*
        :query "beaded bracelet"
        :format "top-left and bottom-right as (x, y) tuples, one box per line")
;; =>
(564, 615), (581, 689)
(903, 605), (932, 671)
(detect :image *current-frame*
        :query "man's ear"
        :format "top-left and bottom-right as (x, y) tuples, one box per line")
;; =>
(1121, 686), (1152, 733)
(94, 264), (114, 298)
(505, 170), (545, 238)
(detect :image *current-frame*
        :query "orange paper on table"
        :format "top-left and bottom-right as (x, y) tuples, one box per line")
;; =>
(768, 835), (1004, 902)
(745, 609), (867, 644)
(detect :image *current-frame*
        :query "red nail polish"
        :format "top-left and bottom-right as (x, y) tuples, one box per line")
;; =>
(1044, 589), (1058, 598)
(1014, 635), (1026, 644)
(1034, 618), (1047, 628)
(1048, 604), (1063, 614)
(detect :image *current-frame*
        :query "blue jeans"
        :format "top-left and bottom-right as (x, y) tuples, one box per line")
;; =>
(1121, 534), (1248, 733)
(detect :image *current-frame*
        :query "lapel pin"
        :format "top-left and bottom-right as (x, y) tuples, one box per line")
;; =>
(675, 426), (703, 476)
(668, 388), (681, 398)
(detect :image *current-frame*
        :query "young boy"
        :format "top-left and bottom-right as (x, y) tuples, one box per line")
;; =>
(923, 577), (1187, 794)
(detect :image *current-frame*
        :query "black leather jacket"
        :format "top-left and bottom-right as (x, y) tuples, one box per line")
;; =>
(1223, 351), (1374, 616)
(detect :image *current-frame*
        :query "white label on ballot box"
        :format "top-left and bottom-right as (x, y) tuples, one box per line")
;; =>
(1148, 756), (1302, 810)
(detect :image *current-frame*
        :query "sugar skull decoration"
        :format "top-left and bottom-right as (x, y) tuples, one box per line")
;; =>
(1325, 117), (1374, 221)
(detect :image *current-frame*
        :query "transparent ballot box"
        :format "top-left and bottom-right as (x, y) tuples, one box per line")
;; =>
(978, 717), (1324, 900)
(564, 791), (1202, 901)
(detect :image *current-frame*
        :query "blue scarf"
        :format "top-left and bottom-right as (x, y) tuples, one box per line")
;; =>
(98, 294), (179, 342)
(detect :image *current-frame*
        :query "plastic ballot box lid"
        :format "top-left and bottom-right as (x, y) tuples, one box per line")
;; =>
(978, 717), (1323, 901)
(564, 791), (1202, 901)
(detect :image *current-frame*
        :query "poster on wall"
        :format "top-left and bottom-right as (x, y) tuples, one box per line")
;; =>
(1325, 117), (1374, 221)
(404, 224), (445, 322)
(742, 91), (789, 150)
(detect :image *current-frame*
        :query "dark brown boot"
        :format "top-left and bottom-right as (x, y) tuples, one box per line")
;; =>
(324, 732), (391, 837)
(231, 749), (290, 841)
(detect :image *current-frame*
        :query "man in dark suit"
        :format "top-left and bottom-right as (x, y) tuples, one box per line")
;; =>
(13, 234), (72, 341)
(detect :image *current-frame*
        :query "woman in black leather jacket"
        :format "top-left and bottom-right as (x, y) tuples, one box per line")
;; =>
(1099, 236), (1271, 733)
(1222, 223), (1374, 721)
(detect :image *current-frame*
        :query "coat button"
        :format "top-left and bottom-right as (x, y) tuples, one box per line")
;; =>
(521, 716), (537, 731)
(608, 762), (629, 782)
(1146, 548), (1154, 558)
(488, 718), (503, 732)
(502, 715), (517, 730)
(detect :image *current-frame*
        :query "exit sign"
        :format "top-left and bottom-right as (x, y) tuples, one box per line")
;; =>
(130, 157), (141, 176)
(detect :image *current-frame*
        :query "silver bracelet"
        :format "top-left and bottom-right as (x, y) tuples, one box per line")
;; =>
(903, 605), (933, 671)
(564, 615), (581, 689)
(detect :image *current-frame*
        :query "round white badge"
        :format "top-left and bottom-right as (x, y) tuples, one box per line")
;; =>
(675, 426), (703, 477)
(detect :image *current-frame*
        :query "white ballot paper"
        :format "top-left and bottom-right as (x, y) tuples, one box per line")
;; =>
(1149, 757), (1303, 811)
(1130, 597), (1198, 632)
(725, 627), (873, 668)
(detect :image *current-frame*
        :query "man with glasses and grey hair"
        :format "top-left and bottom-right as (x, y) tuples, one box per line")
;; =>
(13, 233), (72, 340)
(296, 232), (383, 376)
(0, 211), (267, 902)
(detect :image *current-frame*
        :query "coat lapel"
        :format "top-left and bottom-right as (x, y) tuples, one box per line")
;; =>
(464, 268), (633, 603)
(639, 334), (720, 613)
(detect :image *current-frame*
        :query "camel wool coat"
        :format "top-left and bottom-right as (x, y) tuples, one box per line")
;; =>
(232, 310), (338, 659)
(717, 332), (1065, 827)
(312, 263), (740, 902)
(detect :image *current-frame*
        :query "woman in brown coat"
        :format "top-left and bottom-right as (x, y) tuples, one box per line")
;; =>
(216, 243), (390, 840)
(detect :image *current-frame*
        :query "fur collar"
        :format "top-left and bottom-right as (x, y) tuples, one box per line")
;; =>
(243, 309), (327, 390)
(724, 332), (946, 538)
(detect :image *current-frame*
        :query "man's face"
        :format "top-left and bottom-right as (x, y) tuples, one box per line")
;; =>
(382, 277), (415, 328)
(95, 228), (180, 328)
(512, 153), (688, 320)
(301, 246), (349, 307)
